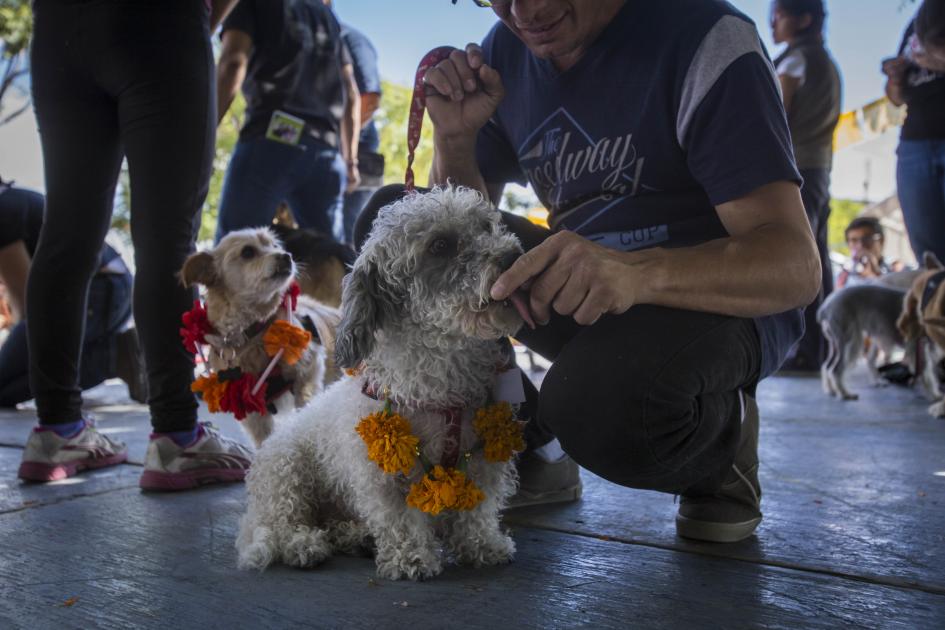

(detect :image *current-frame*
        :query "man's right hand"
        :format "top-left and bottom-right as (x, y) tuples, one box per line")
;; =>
(423, 44), (505, 142)
(881, 56), (910, 82)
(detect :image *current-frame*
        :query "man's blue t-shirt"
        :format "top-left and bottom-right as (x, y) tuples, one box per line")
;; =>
(475, 0), (804, 378)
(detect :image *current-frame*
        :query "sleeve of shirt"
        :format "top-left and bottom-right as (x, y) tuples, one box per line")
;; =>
(776, 49), (806, 84)
(344, 30), (381, 95)
(475, 119), (527, 187)
(677, 16), (801, 206)
(221, 0), (254, 40)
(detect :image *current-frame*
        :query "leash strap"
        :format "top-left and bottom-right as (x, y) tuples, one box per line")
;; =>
(405, 46), (458, 191)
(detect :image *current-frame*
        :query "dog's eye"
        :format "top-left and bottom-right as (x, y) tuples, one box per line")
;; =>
(429, 236), (457, 258)
(240, 246), (257, 260)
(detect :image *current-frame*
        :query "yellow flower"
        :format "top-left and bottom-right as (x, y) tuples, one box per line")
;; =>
(356, 411), (419, 475)
(263, 320), (312, 365)
(406, 466), (485, 515)
(191, 373), (227, 413)
(473, 402), (525, 462)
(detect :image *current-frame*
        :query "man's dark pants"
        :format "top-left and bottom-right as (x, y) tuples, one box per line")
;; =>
(784, 168), (833, 371)
(356, 185), (762, 496)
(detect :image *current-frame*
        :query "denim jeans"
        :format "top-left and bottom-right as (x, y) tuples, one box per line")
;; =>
(29, 0), (213, 430)
(342, 187), (379, 245)
(215, 135), (346, 243)
(0, 272), (132, 407)
(897, 139), (945, 263)
(783, 168), (833, 370)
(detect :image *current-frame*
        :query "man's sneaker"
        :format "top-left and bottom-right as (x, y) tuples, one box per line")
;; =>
(115, 327), (149, 404)
(676, 392), (762, 543)
(18, 420), (128, 482)
(506, 450), (583, 509)
(140, 422), (252, 491)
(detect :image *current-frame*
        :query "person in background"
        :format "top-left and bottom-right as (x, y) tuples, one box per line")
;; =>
(771, 0), (842, 374)
(332, 10), (385, 245)
(215, 0), (361, 243)
(883, 0), (945, 264)
(0, 182), (147, 407)
(835, 216), (905, 289)
(18, 0), (251, 489)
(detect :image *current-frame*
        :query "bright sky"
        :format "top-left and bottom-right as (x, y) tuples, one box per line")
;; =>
(333, 0), (917, 111)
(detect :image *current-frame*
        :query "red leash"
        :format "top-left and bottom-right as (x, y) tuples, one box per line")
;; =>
(405, 46), (458, 191)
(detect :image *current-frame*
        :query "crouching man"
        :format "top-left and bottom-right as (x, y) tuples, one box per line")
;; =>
(378, 0), (820, 543)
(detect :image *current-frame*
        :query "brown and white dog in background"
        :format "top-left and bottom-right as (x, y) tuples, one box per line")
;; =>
(898, 253), (945, 418)
(181, 228), (343, 446)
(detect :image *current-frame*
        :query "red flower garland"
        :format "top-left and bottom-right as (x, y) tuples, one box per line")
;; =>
(219, 372), (268, 420)
(180, 300), (212, 355)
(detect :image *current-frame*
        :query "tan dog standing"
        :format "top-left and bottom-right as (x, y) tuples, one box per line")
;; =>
(181, 228), (342, 446)
(898, 253), (945, 417)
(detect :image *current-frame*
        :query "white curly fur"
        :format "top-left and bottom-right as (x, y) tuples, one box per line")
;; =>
(237, 186), (525, 580)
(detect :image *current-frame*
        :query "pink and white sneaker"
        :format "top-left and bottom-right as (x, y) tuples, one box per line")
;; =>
(139, 422), (252, 491)
(18, 420), (128, 482)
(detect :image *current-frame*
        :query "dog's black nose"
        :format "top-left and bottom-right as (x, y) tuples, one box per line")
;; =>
(499, 250), (519, 272)
(277, 252), (293, 272)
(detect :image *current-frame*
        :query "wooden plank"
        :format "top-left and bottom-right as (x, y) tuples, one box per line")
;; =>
(0, 447), (140, 514)
(505, 372), (945, 593)
(0, 486), (942, 629)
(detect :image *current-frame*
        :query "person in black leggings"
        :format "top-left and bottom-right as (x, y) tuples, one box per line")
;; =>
(18, 0), (251, 490)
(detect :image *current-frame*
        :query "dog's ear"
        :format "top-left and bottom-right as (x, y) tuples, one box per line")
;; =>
(924, 251), (944, 271)
(180, 252), (217, 288)
(335, 261), (384, 369)
(898, 289), (923, 342)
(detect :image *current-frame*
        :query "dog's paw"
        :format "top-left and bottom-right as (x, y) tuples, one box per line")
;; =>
(281, 527), (332, 568)
(841, 392), (859, 401)
(375, 545), (443, 581)
(452, 533), (515, 567)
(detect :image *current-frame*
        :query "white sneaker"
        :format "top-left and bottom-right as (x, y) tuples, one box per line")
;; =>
(18, 419), (128, 482)
(139, 422), (252, 491)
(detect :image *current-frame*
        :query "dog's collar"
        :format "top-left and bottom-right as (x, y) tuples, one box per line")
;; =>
(361, 381), (466, 468)
(921, 271), (945, 312)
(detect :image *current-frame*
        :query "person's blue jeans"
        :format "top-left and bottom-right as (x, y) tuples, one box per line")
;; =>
(342, 187), (378, 245)
(0, 271), (132, 407)
(215, 135), (347, 243)
(896, 139), (945, 264)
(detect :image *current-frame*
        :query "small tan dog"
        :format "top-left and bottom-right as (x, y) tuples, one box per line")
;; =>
(181, 228), (342, 447)
(897, 253), (945, 418)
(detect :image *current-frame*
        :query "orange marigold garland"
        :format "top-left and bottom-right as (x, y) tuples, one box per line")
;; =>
(473, 401), (526, 462)
(406, 465), (485, 515)
(191, 374), (227, 413)
(263, 320), (311, 365)
(356, 397), (525, 515)
(356, 409), (420, 475)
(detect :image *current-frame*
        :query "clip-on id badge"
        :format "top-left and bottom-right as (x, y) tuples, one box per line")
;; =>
(265, 110), (306, 147)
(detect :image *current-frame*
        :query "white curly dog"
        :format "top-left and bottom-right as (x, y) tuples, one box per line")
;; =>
(235, 186), (532, 580)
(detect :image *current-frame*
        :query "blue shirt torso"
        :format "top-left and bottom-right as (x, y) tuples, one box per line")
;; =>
(476, 0), (804, 378)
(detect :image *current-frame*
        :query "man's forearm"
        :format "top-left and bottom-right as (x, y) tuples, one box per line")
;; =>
(341, 91), (361, 165)
(430, 135), (488, 197)
(209, 0), (240, 31)
(634, 224), (821, 318)
(216, 60), (245, 125)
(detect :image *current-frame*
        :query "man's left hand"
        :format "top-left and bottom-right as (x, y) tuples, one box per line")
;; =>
(490, 231), (644, 326)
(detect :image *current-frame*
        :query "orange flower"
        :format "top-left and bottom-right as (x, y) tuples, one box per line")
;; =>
(473, 402), (525, 462)
(356, 411), (419, 475)
(263, 320), (311, 365)
(406, 466), (484, 515)
(191, 373), (227, 413)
